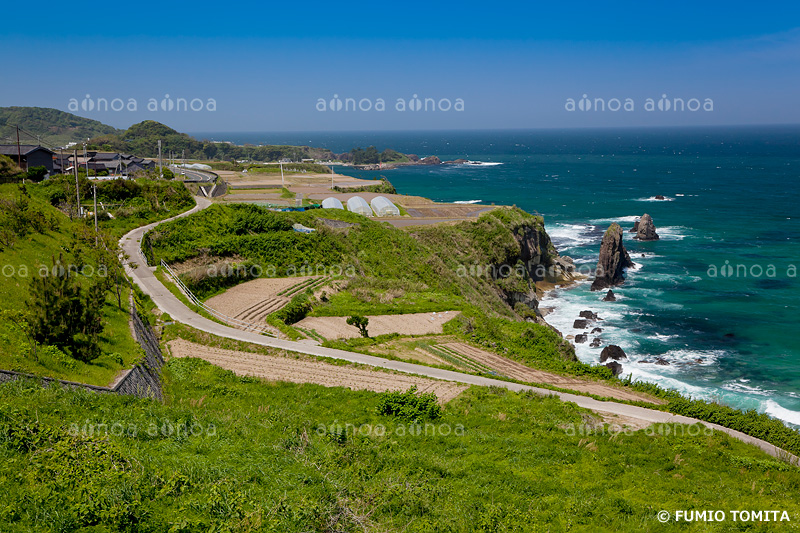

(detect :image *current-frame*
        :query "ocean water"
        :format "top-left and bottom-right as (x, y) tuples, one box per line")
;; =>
(192, 127), (800, 427)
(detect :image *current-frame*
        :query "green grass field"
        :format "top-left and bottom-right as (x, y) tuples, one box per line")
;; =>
(1, 360), (798, 532)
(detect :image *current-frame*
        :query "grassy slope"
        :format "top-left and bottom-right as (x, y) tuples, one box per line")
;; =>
(0, 180), (195, 386)
(1, 362), (798, 532)
(0, 106), (121, 147)
(0, 185), (143, 385)
(144, 204), (542, 319)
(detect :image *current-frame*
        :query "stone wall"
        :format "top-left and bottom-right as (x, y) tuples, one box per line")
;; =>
(0, 304), (164, 400)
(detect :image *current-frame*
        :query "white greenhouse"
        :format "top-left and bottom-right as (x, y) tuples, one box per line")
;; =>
(321, 197), (344, 210)
(370, 196), (400, 217)
(346, 196), (373, 217)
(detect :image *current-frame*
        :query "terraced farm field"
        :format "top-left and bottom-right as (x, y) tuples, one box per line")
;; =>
(295, 311), (459, 339)
(205, 276), (329, 324)
(167, 339), (467, 403)
(434, 342), (658, 403)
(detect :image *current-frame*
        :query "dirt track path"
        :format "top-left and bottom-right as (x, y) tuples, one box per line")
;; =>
(167, 339), (466, 403)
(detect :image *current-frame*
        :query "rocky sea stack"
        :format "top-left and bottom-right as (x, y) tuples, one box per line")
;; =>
(633, 213), (659, 241)
(590, 223), (634, 291)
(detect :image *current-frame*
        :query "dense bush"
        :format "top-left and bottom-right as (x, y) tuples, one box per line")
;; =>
(376, 386), (441, 422)
(332, 178), (397, 194)
(274, 293), (312, 325)
(25, 166), (48, 182)
(667, 397), (800, 456)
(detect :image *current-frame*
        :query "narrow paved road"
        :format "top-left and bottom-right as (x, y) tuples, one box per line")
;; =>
(119, 198), (799, 465)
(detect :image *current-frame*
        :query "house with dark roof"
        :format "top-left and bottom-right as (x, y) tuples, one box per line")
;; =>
(0, 145), (54, 173)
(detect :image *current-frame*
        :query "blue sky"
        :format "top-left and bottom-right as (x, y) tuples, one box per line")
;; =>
(2, 1), (799, 132)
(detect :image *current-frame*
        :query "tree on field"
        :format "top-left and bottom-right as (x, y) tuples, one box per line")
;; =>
(346, 315), (369, 338)
(25, 254), (109, 362)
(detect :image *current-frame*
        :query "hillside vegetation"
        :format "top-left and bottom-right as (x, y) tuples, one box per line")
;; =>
(1, 359), (798, 532)
(90, 120), (338, 162)
(0, 177), (194, 384)
(0, 184), (140, 384)
(0, 106), (121, 147)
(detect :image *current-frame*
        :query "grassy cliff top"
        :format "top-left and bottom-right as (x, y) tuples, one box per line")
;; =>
(1, 358), (797, 531)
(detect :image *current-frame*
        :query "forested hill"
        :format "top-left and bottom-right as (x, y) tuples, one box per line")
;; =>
(0, 107), (417, 164)
(89, 120), (339, 162)
(0, 106), (122, 147)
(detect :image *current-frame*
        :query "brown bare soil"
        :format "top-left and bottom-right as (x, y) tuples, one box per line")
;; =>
(295, 311), (460, 340)
(205, 276), (326, 323)
(439, 343), (661, 404)
(167, 339), (467, 403)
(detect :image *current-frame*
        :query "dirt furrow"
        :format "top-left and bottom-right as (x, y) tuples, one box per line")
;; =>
(168, 339), (466, 403)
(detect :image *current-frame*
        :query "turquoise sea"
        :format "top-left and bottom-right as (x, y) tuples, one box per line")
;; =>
(192, 127), (800, 427)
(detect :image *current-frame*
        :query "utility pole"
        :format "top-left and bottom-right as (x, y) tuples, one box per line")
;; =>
(158, 139), (163, 179)
(93, 185), (98, 245)
(83, 142), (89, 178)
(280, 162), (284, 187)
(16, 126), (22, 170)
(330, 165), (334, 189)
(73, 150), (80, 218)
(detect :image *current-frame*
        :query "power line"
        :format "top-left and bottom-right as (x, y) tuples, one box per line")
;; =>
(0, 121), (61, 151)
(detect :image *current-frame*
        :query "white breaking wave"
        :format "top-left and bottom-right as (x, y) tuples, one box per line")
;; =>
(547, 223), (596, 250)
(723, 380), (776, 396)
(764, 400), (800, 427)
(656, 226), (690, 241)
(453, 200), (482, 204)
(462, 160), (503, 167)
(589, 215), (641, 225)
(648, 333), (680, 342)
(635, 196), (675, 202)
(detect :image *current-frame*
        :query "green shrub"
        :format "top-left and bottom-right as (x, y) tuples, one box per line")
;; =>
(346, 315), (369, 338)
(376, 386), (441, 422)
(275, 293), (312, 325)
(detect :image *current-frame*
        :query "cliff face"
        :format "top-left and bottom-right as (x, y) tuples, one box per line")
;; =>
(590, 223), (634, 291)
(492, 218), (575, 314)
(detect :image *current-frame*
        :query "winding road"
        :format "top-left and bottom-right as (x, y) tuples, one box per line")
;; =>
(119, 197), (799, 465)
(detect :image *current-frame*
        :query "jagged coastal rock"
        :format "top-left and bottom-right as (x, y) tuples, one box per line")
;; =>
(590, 223), (634, 291)
(605, 361), (623, 376)
(603, 290), (617, 301)
(599, 345), (628, 363)
(634, 213), (659, 241)
(493, 215), (575, 322)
